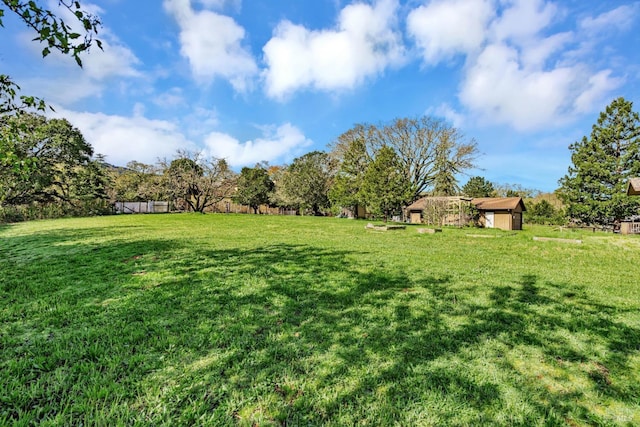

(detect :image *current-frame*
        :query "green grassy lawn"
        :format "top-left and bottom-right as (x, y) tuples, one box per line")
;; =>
(1, 214), (639, 426)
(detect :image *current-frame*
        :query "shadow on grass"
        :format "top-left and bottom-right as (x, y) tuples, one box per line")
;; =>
(1, 233), (639, 425)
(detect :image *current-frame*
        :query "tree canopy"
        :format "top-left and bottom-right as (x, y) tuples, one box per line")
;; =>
(234, 165), (274, 214)
(360, 146), (412, 221)
(278, 151), (335, 215)
(0, 113), (107, 207)
(161, 152), (236, 213)
(331, 116), (478, 202)
(462, 176), (495, 198)
(558, 97), (640, 226)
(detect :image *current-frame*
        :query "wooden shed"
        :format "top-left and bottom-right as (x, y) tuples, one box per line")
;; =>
(406, 196), (470, 226)
(627, 178), (640, 196)
(472, 197), (526, 230)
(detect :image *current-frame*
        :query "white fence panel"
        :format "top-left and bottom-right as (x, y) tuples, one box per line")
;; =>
(115, 201), (169, 214)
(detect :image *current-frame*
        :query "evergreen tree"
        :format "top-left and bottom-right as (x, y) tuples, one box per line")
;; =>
(558, 97), (640, 226)
(328, 136), (369, 216)
(462, 176), (495, 198)
(360, 146), (412, 221)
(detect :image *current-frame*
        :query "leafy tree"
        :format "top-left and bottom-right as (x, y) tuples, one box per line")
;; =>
(0, 113), (104, 206)
(278, 151), (335, 215)
(328, 132), (370, 216)
(360, 146), (412, 221)
(527, 199), (556, 224)
(1, 0), (102, 115)
(234, 165), (274, 214)
(109, 161), (163, 202)
(462, 176), (495, 198)
(558, 97), (640, 226)
(161, 152), (237, 213)
(1, 1), (103, 207)
(331, 117), (479, 202)
(492, 183), (539, 198)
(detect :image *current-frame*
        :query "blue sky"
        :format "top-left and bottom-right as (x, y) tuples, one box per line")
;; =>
(2, 0), (639, 192)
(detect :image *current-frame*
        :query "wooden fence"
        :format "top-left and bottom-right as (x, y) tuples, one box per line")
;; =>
(621, 221), (640, 235)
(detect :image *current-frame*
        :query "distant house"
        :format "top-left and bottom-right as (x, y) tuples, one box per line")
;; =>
(627, 178), (640, 196)
(473, 197), (526, 231)
(406, 196), (526, 230)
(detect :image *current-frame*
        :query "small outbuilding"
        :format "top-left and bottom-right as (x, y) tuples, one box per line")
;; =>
(406, 196), (470, 226)
(627, 178), (640, 196)
(622, 178), (640, 234)
(472, 197), (526, 231)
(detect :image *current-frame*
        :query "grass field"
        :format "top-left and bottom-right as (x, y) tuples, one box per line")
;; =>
(1, 214), (639, 426)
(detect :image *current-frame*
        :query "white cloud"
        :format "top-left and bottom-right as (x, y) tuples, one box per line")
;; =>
(407, 0), (494, 63)
(429, 103), (466, 128)
(43, 1), (141, 80)
(13, 1), (142, 107)
(204, 123), (312, 166)
(153, 88), (188, 108)
(573, 70), (624, 114)
(406, 0), (625, 131)
(519, 31), (572, 68)
(489, 0), (557, 44)
(580, 3), (639, 33)
(50, 107), (196, 166)
(460, 43), (578, 130)
(163, 0), (257, 91)
(80, 39), (141, 81)
(262, 0), (405, 99)
(21, 76), (104, 105)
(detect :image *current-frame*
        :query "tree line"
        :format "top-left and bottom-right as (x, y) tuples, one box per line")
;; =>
(3, 96), (640, 226)
(0, 112), (483, 222)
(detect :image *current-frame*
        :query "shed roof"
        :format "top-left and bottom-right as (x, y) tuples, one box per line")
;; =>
(627, 178), (640, 196)
(472, 197), (526, 211)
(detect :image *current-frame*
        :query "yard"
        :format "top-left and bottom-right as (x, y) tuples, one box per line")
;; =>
(1, 214), (639, 425)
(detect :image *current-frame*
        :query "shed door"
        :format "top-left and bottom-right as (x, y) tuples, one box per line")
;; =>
(410, 212), (422, 224)
(513, 213), (522, 230)
(485, 211), (495, 228)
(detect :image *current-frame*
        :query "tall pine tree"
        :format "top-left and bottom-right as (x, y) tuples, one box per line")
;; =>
(559, 97), (640, 226)
(360, 146), (412, 221)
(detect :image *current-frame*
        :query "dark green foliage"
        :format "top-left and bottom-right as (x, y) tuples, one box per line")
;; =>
(329, 133), (370, 216)
(559, 97), (640, 226)
(234, 165), (275, 213)
(530, 200), (555, 218)
(0, 113), (107, 209)
(462, 176), (495, 198)
(0, 0), (102, 66)
(360, 146), (412, 221)
(526, 199), (565, 225)
(279, 151), (335, 215)
(0, 74), (47, 115)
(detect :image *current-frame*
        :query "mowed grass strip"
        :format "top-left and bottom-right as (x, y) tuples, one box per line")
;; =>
(1, 214), (639, 426)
